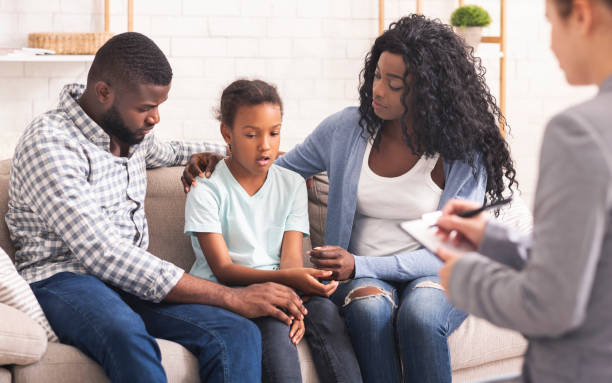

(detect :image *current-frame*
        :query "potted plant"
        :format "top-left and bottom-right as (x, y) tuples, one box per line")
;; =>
(450, 5), (492, 49)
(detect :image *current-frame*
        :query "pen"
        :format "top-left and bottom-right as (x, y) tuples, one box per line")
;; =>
(456, 197), (513, 218)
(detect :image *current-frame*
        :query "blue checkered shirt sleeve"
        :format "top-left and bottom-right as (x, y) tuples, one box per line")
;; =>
(15, 132), (186, 302)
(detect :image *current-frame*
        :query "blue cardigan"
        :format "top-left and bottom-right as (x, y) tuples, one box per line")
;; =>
(276, 107), (487, 282)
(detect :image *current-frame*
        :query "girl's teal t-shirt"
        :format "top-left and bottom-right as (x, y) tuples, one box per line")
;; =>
(184, 160), (310, 282)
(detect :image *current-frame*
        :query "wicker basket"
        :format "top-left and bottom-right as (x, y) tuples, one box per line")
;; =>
(27, 32), (114, 55)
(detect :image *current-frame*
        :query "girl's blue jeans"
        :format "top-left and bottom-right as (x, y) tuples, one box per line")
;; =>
(253, 295), (362, 383)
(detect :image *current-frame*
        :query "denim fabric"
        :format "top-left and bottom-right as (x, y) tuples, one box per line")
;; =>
(252, 316), (301, 383)
(330, 276), (467, 383)
(31, 272), (261, 383)
(253, 296), (362, 383)
(303, 296), (362, 383)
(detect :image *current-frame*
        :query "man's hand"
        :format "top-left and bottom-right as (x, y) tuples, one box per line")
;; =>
(281, 268), (338, 296)
(436, 199), (489, 248)
(289, 317), (305, 345)
(436, 246), (464, 298)
(228, 282), (307, 326)
(181, 152), (226, 193)
(308, 246), (355, 281)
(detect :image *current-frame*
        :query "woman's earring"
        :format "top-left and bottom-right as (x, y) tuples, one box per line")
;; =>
(228, 143), (232, 154)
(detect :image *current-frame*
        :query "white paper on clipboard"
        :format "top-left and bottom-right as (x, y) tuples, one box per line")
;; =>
(399, 211), (476, 255)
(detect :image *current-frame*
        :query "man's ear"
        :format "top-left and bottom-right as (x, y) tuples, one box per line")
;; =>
(220, 123), (232, 146)
(94, 81), (114, 106)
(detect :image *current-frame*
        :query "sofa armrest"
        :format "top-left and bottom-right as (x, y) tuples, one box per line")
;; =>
(0, 303), (48, 366)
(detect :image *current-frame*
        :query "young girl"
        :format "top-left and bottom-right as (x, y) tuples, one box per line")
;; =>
(184, 79), (362, 383)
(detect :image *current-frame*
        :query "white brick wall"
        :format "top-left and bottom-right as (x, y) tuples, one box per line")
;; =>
(0, 0), (598, 206)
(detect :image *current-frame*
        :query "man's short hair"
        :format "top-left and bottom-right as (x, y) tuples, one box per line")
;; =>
(87, 32), (172, 88)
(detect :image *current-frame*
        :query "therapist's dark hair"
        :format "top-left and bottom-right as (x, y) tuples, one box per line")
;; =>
(554, 0), (612, 18)
(358, 14), (517, 205)
(215, 79), (283, 128)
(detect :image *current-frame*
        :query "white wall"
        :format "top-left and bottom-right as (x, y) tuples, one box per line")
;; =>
(0, 0), (597, 206)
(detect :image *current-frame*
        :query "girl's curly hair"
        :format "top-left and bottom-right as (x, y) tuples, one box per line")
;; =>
(358, 14), (517, 204)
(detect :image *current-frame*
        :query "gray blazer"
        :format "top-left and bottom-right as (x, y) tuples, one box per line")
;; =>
(449, 74), (612, 383)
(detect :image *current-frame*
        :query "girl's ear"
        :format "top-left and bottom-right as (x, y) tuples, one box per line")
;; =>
(220, 123), (232, 146)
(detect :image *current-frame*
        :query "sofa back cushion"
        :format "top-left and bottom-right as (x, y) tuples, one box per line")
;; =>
(0, 159), (532, 273)
(145, 166), (196, 271)
(307, 173), (329, 249)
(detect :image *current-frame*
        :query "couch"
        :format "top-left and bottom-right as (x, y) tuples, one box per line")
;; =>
(0, 158), (528, 382)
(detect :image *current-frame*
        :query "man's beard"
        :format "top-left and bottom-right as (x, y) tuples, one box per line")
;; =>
(100, 104), (144, 146)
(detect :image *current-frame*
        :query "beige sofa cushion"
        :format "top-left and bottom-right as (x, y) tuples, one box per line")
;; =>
(449, 315), (526, 370)
(145, 166), (195, 271)
(0, 367), (10, 383)
(0, 303), (48, 366)
(12, 339), (200, 383)
(0, 248), (57, 342)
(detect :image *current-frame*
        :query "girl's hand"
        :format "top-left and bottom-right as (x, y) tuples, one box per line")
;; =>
(289, 317), (306, 344)
(282, 268), (338, 296)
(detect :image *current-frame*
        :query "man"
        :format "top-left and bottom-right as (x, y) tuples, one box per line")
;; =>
(6, 32), (306, 383)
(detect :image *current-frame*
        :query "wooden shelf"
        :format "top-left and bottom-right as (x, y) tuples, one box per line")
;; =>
(0, 55), (94, 62)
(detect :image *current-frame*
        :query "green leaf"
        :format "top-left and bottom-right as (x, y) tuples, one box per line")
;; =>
(450, 5), (492, 27)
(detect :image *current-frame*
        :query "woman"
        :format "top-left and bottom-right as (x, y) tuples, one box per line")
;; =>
(435, 0), (612, 382)
(184, 15), (517, 383)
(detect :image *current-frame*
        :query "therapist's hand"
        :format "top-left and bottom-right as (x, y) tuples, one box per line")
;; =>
(436, 199), (490, 248)
(436, 246), (464, 297)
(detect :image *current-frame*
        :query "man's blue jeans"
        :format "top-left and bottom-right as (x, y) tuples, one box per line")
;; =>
(330, 276), (467, 383)
(30, 272), (261, 383)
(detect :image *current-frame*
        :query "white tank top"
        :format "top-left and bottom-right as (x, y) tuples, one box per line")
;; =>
(349, 139), (443, 257)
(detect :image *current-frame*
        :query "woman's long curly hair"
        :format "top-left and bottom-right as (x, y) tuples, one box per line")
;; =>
(358, 15), (517, 204)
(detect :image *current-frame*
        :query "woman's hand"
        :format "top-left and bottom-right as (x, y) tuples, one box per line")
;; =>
(181, 152), (227, 193)
(308, 246), (355, 281)
(281, 268), (338, 296)
(289, 317), (306, 344)
(436, 199), (490, 248)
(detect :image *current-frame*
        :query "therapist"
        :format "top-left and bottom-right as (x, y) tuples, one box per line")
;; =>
(435, 0), (612, 382)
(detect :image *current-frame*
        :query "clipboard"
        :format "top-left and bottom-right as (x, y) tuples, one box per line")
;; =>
(399, 211), (475, 254)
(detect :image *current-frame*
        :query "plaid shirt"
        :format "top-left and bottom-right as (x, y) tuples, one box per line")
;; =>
(6, 84), (225, 302)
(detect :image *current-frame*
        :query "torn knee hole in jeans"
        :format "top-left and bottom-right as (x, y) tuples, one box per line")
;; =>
(413, 281), (445, 291)
(343, 286), (396, 308)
